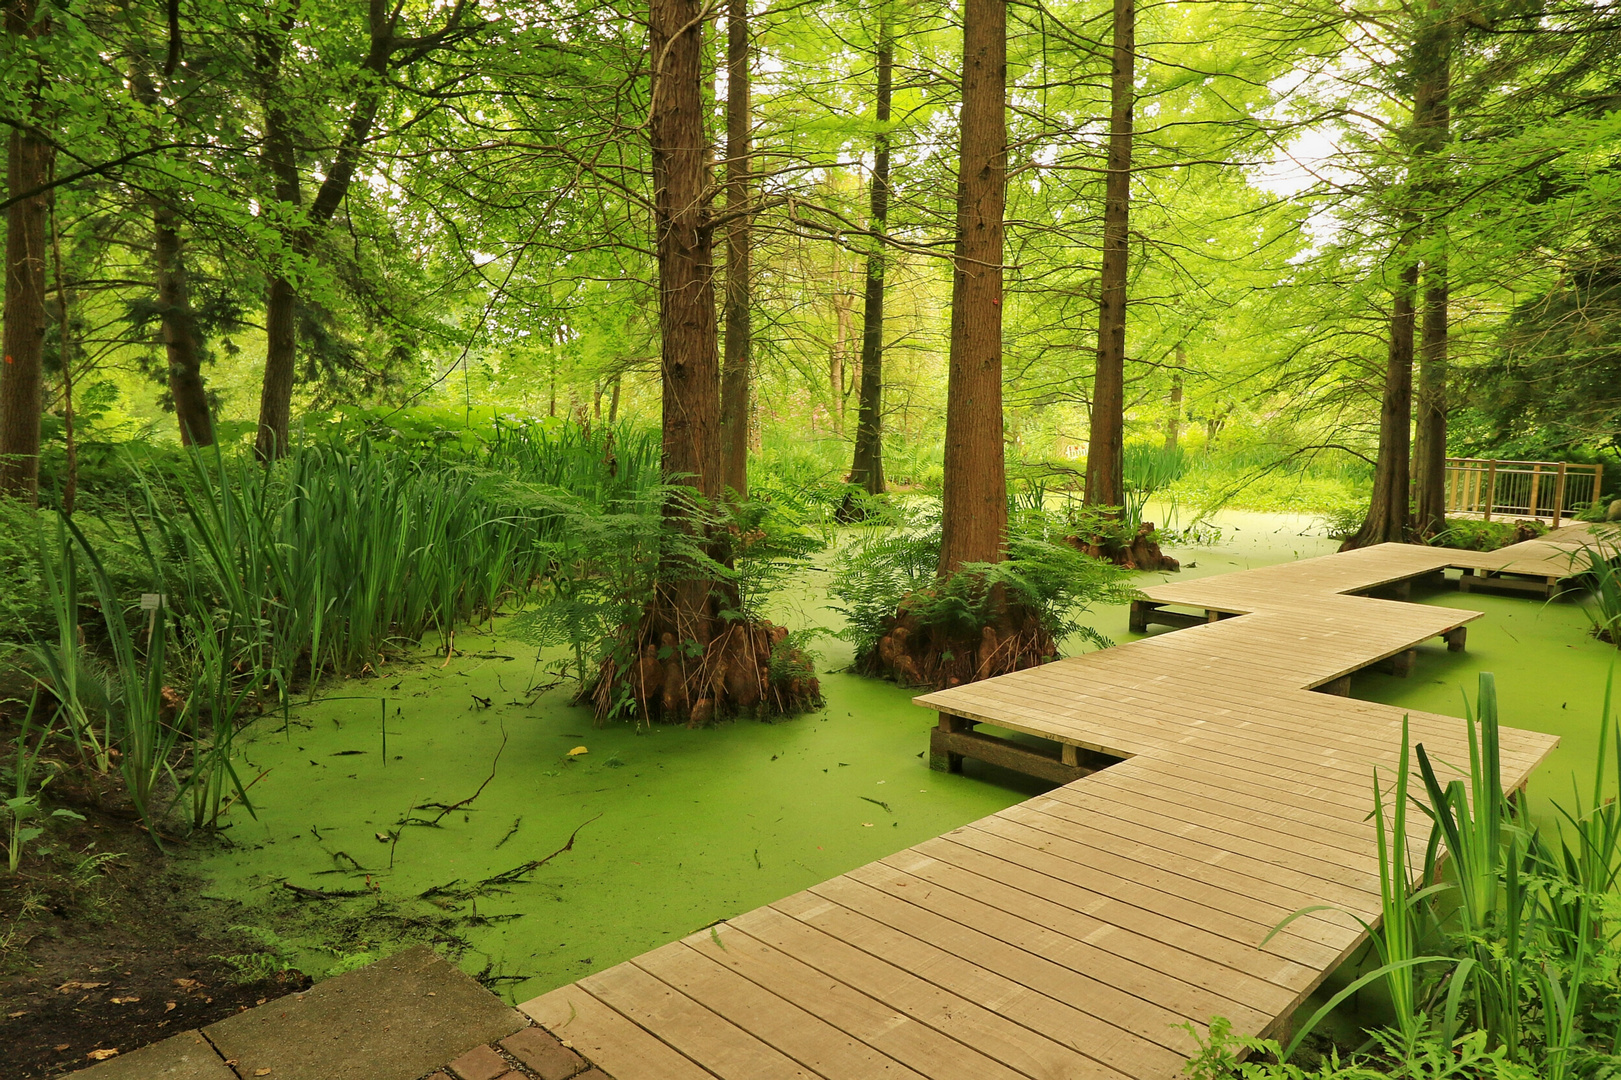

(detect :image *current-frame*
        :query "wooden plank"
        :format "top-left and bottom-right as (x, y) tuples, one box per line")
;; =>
(684, 922), (1027, 1080)
(928, 725), (1097, 783)
(519, 984), (720, 1080)
(888, 842), (1318, 998)
(834, 861), (1272, 1034)
(786, 882), (1182, 1079)
(741, 900), (1127, 1080)
(579, 961), (820, 1080)
(633, 941), (929, 1080)
(966, 814), (1362, 946)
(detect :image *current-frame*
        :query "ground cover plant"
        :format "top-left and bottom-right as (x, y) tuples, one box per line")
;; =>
(1427, 519), (1548, 553)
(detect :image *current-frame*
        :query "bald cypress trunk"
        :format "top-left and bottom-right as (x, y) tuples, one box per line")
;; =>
(717, 0), (752, 498)
(937, 0), (1007, 574)
(0, 0), (52, 505)
(848, 19), (892, 498)
(1346, 255), (1418, 549)
(652, 0), (722, 633)
(1412, 19), (1451, 537)
(1084, 0), (1132, 509)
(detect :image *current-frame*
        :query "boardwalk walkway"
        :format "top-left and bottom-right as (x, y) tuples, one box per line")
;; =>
(518, 536), (1583, 1080)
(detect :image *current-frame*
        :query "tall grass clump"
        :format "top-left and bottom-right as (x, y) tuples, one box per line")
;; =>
(3, 421), (669, 845)
(1192, 673), (1621, 1079)
(1576, 539), (1621, 645)
(1123, 442), (1186, 529)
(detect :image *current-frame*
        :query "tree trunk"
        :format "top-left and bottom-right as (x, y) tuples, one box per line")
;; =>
(255, 0), (403, 460)
(48, 195), (76, 515)
(1414, 259), (1448, 534)
(829, 291), (850, 434)
(155, 205), (214, 447)
(651, 0), (722, 621)
(1083, 0), (1133, 510)
(1345, 257), (1418, 550)
(848, 19), (892, 497)
(130, 47), (214, 450)
(0, 3), (52, 505)
(1412, 21), (1450, 537)
(255, 28), (302, 461)
(608, 374), (622, 423)
(717, 0), (751, 498)
(1163, 342), (1183, 452)
(937, 0), (1007, 575)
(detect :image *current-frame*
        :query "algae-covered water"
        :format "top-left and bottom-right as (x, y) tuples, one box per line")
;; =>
(190, 510), (1615, 1007)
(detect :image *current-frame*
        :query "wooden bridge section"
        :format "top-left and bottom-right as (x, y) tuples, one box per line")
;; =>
(520, 535), (1587, 1080)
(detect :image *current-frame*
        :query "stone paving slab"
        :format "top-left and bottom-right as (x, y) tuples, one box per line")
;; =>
(66, 948), (611, 1080)
(74, 1029), (237, 1079)
(203, 944), (525, 1080)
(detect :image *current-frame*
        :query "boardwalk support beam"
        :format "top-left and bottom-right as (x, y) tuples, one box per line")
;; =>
(929, 713), (1107, 784)
(1377, 649), (1417, 677)
(1129, 599), (1217, 633)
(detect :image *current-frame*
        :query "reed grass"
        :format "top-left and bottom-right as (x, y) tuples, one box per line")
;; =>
(1246, 673), (1621, 1077)
(4, 421), (663, 845)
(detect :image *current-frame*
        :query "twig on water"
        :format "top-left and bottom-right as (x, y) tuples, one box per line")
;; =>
(404, 723), (509, 827)
(420, 812), (602, 902)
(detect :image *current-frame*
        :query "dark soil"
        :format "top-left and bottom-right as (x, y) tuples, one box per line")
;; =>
(0, 721), (309, 1078)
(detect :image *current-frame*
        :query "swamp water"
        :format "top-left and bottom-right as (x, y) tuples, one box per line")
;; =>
(189, 511), (1615, 1012)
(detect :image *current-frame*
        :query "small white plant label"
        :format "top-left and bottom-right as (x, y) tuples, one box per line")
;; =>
(139, 593), (166, 611)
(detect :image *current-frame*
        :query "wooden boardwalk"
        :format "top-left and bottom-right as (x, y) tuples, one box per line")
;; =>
(519, 537), (1581, 1080)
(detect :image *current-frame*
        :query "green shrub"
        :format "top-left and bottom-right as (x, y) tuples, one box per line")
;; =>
(1428, 518), (1545, 552)
(828, 501), (1135, 666)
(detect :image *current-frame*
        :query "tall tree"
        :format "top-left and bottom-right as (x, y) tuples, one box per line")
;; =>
(253, 0), (481, 460)
(0, 0), (53, 504)
(1083, 0), (1133, 509)
(717, 0), (751, 498)
(132, 34), (215, 447)
(1163, 342), (1184, 452)
(1346, 253), (1418, 549)
(937, 0), (1007, 574)
(651, 0), (721, 592)
(847, 15), (892, 498)
(1412, 13), (1451, 536)
(155, 205), (214, 446)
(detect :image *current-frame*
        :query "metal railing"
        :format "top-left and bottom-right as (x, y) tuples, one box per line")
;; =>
(1444, 458), (1603, 527)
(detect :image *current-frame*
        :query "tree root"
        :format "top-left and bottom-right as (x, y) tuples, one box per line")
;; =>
(860, 598), (1058, 691)
(590, 612), (822, 726)
(1066, 521), (1179, 570)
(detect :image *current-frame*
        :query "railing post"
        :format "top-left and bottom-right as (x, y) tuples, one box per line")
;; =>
(1484, 460), (1497, 521)
(1529, 463), (1542, 522)
(1552, 463), (1567, 529)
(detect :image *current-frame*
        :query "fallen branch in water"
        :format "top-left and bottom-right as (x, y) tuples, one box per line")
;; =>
(282, 881), (370, 901)
(403, 724), (508, 828)
(420, 812), (602, 902)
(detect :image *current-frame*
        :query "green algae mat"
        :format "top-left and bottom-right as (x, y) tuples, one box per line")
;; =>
(192, 638), (1048, 1003)
(189, 513), (1616, 1007)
